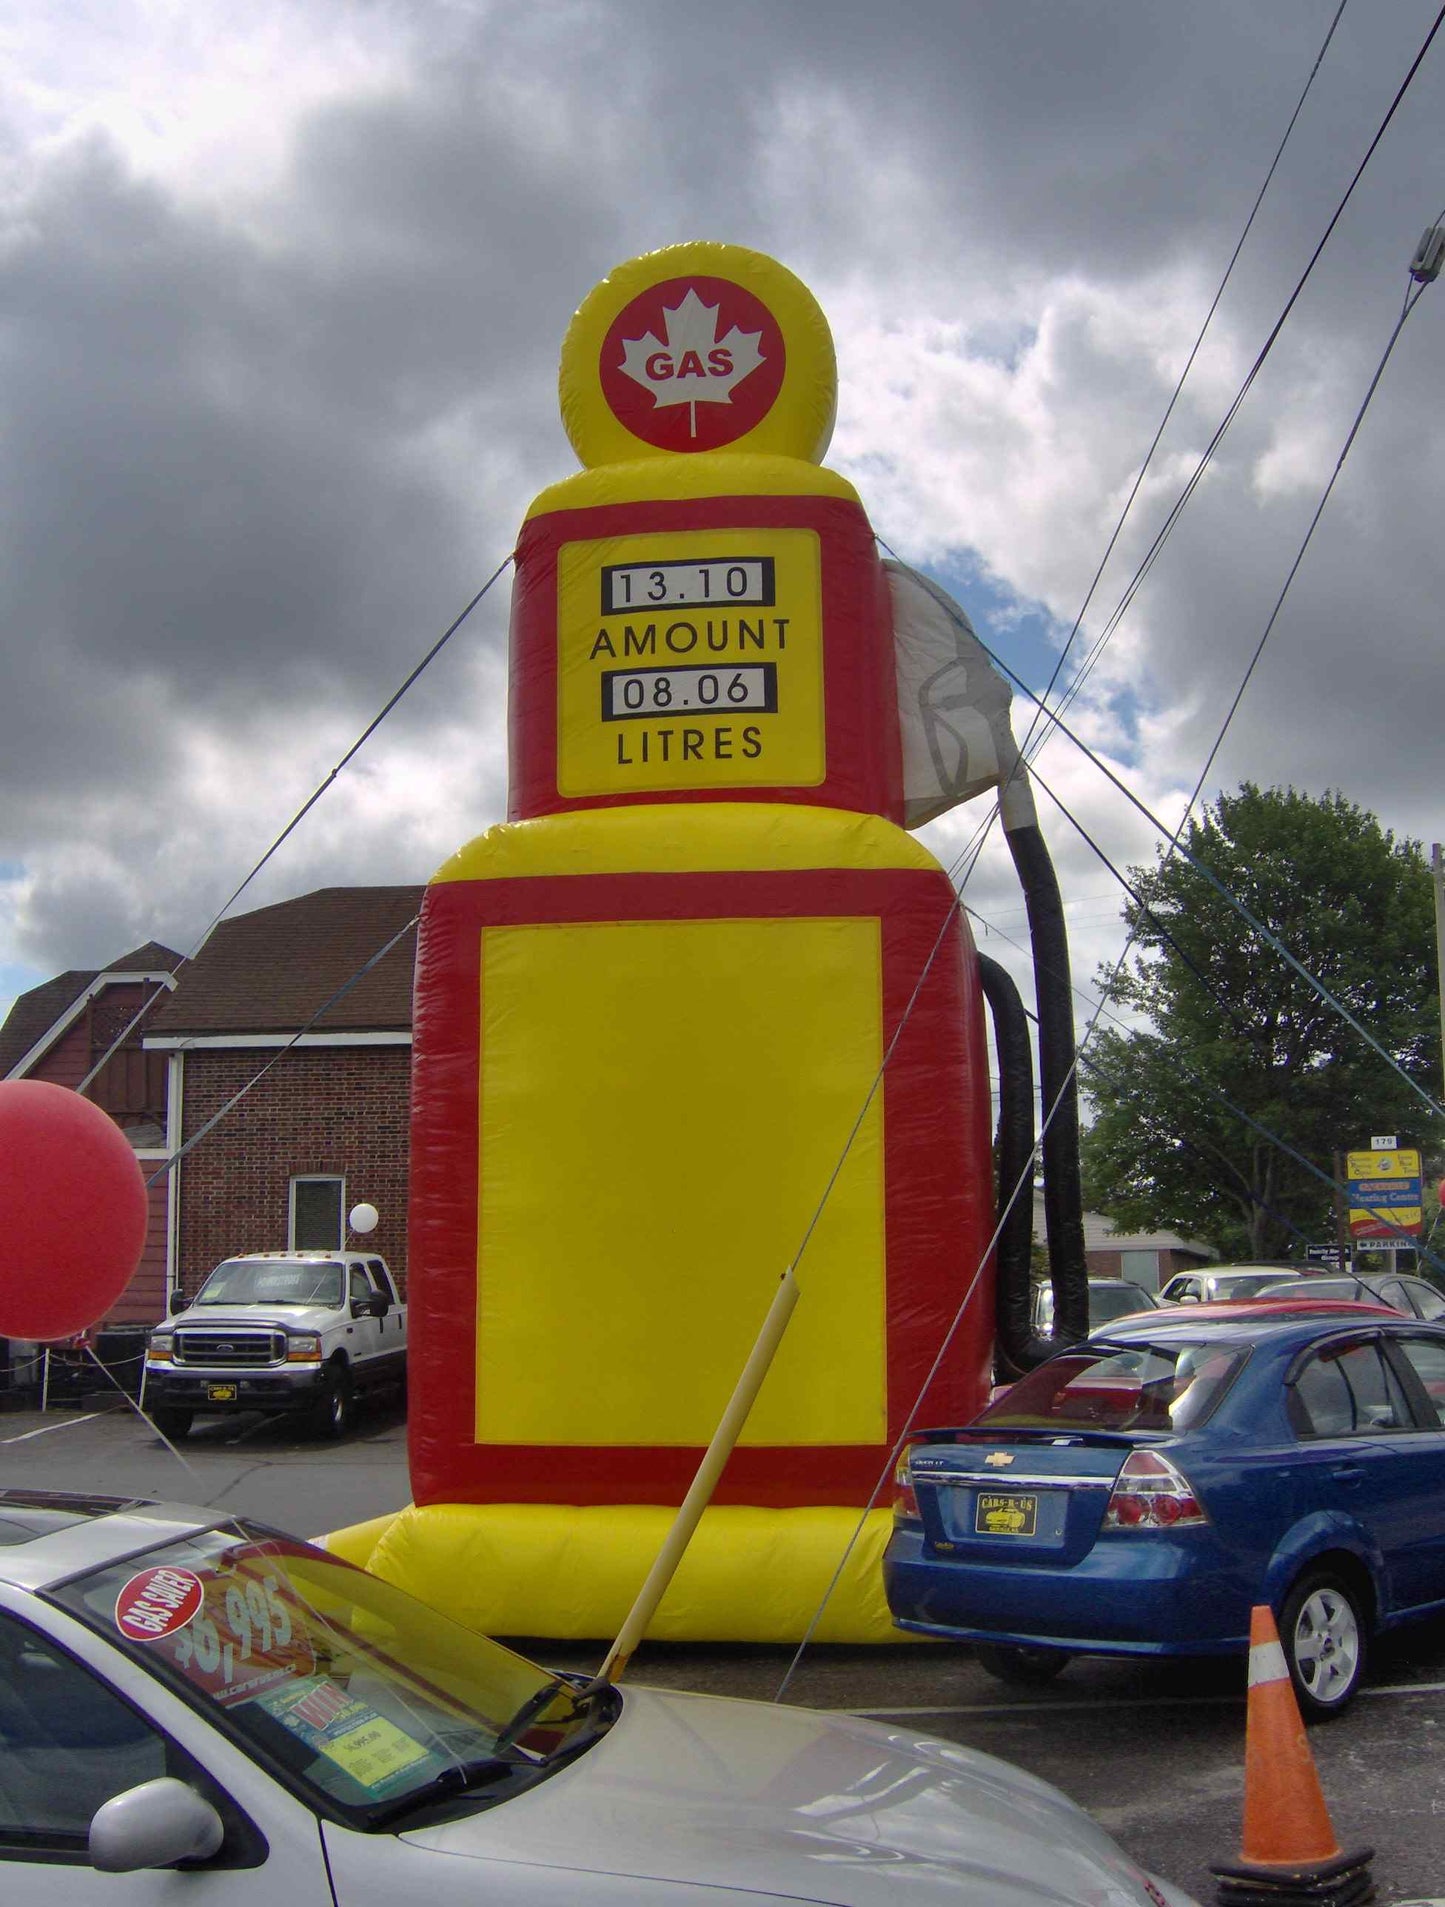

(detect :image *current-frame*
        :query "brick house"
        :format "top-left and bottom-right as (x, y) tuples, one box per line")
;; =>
(142, 887), (421, 1303)
(0, 888), (419, 1367)
(0, 943), (183, 1329)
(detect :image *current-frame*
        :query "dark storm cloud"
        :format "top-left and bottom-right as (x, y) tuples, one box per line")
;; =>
(1, 0), (1441, 992)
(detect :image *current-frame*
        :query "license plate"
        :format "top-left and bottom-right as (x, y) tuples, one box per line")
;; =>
(206, 1383), (239, 1403)
(975, 1491), (1038, 1536)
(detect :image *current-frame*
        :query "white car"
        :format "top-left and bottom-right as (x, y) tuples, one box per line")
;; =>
(1157, 1264), (1303, 1306)
(0, 1490), (1196, 1905)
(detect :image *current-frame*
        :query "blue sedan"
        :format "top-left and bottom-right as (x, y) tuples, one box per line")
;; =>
(884, 1301), (1445, 1717)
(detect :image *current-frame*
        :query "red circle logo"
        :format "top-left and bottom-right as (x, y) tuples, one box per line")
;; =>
(114, 1565), (205, 1642)
(599, 275), (786, 452)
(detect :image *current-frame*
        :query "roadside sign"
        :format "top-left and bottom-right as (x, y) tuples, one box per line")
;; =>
(1305, 1244), (1344, 1270)
(1346, 1146), (1423, 1240)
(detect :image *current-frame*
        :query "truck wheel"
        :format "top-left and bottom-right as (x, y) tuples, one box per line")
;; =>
(974, 1643), (1071, 1686)
(149, 1407), (192, 1442)
(313, 1365), (355, 1440)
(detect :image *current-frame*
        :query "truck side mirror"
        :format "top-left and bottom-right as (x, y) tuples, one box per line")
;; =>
(168, 1290), (186, 1315)
(367, 1292), (390, 1318)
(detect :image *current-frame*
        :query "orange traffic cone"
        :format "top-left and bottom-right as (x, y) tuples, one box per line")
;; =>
(1210, 1605), (1374, 1905)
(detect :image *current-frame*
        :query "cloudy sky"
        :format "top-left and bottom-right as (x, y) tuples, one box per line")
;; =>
(2, 0), (1442, 1043)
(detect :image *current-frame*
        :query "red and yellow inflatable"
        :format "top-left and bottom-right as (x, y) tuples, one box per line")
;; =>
(383, 244), (998, 1640)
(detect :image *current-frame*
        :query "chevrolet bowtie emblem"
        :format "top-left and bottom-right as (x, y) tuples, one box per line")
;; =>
(984, 1452), (1015, 1467)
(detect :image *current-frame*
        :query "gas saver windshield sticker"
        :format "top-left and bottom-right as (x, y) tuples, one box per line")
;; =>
(161, 1560), (318, 1708)
(115, 1566), (205, 1642)
(257, 1678), (446, 1798)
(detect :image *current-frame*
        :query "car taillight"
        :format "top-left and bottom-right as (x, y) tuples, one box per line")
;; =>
(1102, 1449), (1207, 1530)
(892, 1450), (921, 1521)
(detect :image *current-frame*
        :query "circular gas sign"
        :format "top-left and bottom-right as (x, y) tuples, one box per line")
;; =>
(598, 275), (786, 453)
(114, 1564), (205, 1642)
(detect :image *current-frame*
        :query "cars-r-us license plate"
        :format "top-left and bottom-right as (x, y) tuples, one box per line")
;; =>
(975, 1491), (1038, 1536)
(206, 1383), (238, 1402)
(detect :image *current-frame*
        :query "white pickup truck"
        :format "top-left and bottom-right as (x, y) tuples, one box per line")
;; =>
(143, 1251), (407, 1440)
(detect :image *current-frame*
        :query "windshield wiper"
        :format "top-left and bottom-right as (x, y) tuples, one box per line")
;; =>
(492, 1678), (578, 1756)
(366, 1754), (518, 1829)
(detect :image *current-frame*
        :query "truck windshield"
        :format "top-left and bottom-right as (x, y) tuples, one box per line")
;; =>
(194, 1261), (345, 1307)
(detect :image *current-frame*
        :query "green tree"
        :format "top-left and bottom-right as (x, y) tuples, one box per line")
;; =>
(1080, 785), (1444, 1261)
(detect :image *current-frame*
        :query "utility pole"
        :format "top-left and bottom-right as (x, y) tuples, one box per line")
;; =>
(1333, 1150), (1353, 1276)
(1433, 843), (1445, 1098)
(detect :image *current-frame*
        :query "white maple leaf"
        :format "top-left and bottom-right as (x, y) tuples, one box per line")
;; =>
(618, 288), (765, 436)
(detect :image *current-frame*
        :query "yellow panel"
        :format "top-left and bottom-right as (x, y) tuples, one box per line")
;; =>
(477, 916), (884, 1447)
(366, 1502), (921, 1644)
(433, 800), (943, 884)
(556, 527), (824, 799)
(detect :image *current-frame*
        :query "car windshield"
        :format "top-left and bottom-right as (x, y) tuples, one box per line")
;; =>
(1089, 1286), (1154, 1325)
(49, 1523), (603, 1828)
(1035, 1285), (1154, 1332)
(193, 1261), (345, 1308)
(977, 1338), (1248, 1433)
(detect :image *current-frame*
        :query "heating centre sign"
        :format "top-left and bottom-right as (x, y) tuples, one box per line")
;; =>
(1345, 1146), (1423, 1241)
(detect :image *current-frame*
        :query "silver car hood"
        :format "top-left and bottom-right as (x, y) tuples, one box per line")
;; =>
(403, 1686), (1189, 1906)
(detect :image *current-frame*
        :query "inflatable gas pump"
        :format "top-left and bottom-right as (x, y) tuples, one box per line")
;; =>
(392, 244), (1085, 1642)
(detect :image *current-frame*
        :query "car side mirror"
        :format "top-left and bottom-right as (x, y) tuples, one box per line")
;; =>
(1176, 1293), (1199, 1304)
(168, 1291), (187, 1315)
(90, 1778), (224, 1873)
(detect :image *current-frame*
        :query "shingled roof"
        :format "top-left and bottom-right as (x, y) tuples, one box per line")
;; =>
(144, 887), (422, 1038)
(0, 943), (183, 1078)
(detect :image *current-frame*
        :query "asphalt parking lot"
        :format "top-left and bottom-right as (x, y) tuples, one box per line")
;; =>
(5, 1395), (1445, 1906)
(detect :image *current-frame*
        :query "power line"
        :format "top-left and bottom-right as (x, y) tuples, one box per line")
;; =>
(986, 631), (1445, 1123)
(1026, 0), (1350, 755)
(76, 554), (513, 1098)
(1044, 1), (1445, 734)
(965, 899), (1443, 1272)
(144, 912), (421, 1190)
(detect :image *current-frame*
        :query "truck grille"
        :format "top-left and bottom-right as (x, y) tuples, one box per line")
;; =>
(174, 1330), (286, 1368)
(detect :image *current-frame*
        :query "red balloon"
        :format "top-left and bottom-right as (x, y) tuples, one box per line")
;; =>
(0, 1080), (149, 1340)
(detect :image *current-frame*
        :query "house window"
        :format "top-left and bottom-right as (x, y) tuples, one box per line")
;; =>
(290, 1177), (344, 1250)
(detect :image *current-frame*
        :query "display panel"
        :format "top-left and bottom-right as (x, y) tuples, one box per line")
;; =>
(556, 526), (823, 797)
(476, 914), (885, 1448)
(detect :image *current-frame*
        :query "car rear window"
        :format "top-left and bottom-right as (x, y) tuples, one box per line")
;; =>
(979, 1340), (1248, 1432)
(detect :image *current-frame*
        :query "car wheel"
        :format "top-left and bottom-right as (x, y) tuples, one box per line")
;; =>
(973, 1643), (1071, 1686)
(1279, 1570), (1366, 1718)
(149, 1406), (192, 1442)
(313, 1365), (355, 1440)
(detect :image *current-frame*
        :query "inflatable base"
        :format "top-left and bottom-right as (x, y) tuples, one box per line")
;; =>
(324, 1502), (918, 1644)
